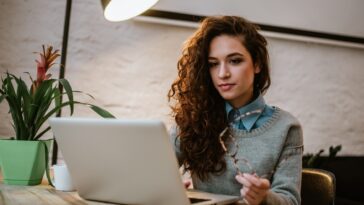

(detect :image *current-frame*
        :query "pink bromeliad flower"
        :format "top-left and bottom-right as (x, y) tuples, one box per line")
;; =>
(31, 45), (60, 94)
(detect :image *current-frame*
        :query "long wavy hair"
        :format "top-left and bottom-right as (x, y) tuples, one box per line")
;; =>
(168, 16), (271, 181)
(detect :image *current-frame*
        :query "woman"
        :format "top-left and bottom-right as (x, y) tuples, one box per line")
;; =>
(168, 16), (303, 205)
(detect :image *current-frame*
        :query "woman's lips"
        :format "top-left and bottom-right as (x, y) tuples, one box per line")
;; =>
(219, 83), (235, 91)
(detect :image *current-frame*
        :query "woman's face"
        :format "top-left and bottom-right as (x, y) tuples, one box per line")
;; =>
(208, 35), (260, 108)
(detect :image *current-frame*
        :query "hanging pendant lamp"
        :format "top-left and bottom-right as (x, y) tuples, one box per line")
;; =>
(101, 0), (159, 22)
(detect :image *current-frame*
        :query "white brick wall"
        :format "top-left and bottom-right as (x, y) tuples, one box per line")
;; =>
(1, 0), (364, 155)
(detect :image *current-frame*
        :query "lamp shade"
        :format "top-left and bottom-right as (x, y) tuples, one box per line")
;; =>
(101, 0), (159, 22)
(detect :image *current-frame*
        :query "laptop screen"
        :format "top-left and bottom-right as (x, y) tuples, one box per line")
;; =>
(49, 117), (240, 205)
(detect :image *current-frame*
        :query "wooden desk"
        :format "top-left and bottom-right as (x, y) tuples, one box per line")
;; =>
(0, 172), (245, 205)
(0, 172), (114, 205)
(0, 184), (118, 205)
(0, 184), (245, 205)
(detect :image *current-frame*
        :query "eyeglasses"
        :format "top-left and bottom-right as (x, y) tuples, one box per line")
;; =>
(219, 109), (263, 177)
(219, 109), (290, 179)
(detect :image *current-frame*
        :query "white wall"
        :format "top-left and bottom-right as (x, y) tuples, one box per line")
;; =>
(153, 0), (364, 37)
(1, 0), (364, 155)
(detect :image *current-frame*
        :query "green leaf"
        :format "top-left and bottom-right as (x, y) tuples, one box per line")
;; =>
(34, 100), (76, 135)
(4, 74), (17, 101)
(34, 85), (54, 122)
(3, 74), (28, 140)
(32, 86), (57, 138)
(58, 79), (74, 115)
(24, 72), (35, 93)
(33, 79), (56, 104)
(73, 90), (95, 99)
(36, 101), (115, 133)
(0, 93), (5, 104)
(328, 145), (342, 160)
(27, 79), (56, 140)
(29, 80), (55, 124)
(307, 149), (324, 168)
(14, 77), (31, 123)
(53, 87), (61, 110)
(34, 126), (51, 140)
(88, 104), (115, 118)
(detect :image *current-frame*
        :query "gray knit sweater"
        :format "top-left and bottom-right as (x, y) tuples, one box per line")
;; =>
(170, 107), (303, 205)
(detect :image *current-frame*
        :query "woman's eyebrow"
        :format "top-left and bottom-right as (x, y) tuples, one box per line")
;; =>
(226, 52), (243, 58)
(208, 52), (243, 60)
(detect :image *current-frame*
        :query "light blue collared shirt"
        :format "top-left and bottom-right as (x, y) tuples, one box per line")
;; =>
(225, 95), (274, 131)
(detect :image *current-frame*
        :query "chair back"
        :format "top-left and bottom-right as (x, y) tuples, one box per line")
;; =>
(301, 168), (336, 205)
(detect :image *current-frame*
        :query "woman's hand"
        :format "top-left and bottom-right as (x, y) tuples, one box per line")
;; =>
(235, 173), (270, 205)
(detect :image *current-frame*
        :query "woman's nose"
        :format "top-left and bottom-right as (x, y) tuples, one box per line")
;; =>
(218, 63), (231, 78)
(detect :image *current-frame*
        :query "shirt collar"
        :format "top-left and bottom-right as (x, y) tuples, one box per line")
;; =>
(225, 94), (266, 131)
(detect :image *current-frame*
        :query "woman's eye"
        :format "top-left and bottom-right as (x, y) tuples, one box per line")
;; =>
(230, 58), (243, 65)
(208, 62), (219, 68)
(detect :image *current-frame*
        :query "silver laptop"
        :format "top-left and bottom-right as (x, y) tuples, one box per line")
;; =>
(49, 117), (240, 205)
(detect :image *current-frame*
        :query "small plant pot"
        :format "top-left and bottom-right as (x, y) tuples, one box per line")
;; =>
(0, 139), (52, 185)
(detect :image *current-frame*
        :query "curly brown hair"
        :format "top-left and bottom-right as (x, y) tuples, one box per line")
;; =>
(168, 16), (271, 181)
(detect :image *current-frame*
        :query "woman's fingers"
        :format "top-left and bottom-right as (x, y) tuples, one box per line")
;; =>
(241, 173), (270, 189)
(242, 185), (259, 198)
(236, 173), (270, 205)
(235, 174), (251, 187)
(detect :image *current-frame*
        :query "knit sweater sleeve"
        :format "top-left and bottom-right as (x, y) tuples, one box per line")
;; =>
(264, 123), (304, 205)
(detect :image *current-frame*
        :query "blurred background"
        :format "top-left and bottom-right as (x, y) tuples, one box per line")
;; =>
(1, 0), (364, 156)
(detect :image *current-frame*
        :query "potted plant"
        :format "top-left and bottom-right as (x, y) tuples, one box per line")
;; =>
(303, 145), (342, 168)
(0, 45), (114, 185)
